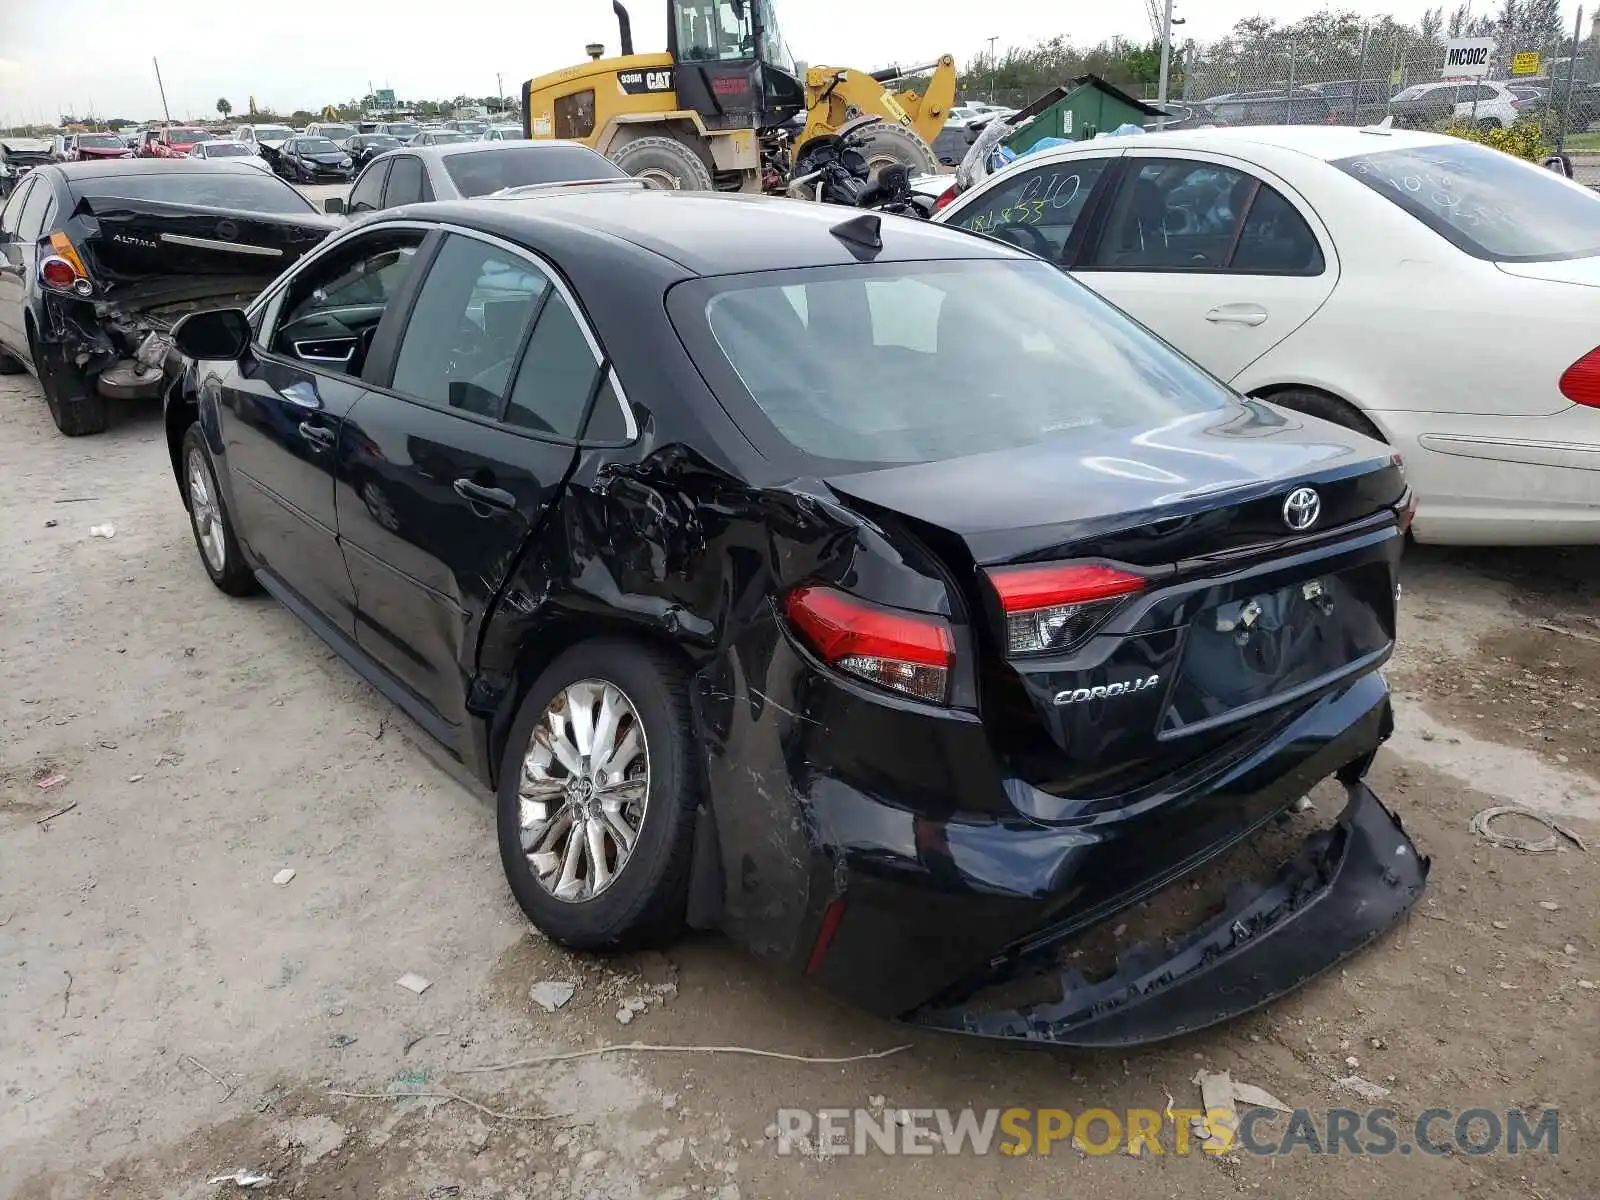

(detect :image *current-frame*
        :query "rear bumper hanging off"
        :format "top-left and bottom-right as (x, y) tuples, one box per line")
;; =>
(909, 781), (1428, 1047)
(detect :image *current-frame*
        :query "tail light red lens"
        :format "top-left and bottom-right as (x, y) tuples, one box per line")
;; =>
(932, 184), (959, 213)
(38, 256), (79, 290)
(1559, 346), (1600, 407)
(1396, 489), (1418, 533)
(987, 563), (1145, 656)
(784, 585), (954, 704)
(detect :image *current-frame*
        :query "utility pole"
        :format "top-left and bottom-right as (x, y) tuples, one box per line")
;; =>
(496, 72), (503, 111)
(987, 36), (998, 103)
(152, 57), (172, 125)
(1156, 0), (1182, 128)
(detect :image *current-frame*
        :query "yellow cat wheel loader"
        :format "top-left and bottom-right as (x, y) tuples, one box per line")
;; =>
(521, 0), (956, 192)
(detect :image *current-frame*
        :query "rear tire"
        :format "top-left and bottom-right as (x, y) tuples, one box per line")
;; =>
(497, 639), (701, 952)
(611, 136), (714, 191)
(1260, 387), (1386, 442)
(854, 122), (938, 181)
(36, 336), (108, 436)
(1477, 117), (1500, 132)
(182, 423), (259, 596)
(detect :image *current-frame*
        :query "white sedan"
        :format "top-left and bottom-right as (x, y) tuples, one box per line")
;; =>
(933, 125), (1600, 545)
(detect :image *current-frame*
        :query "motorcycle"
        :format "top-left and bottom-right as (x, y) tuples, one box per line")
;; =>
(785, 115), (933, 218)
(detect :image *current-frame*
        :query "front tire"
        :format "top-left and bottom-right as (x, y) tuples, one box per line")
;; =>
(854, 122), (938, 181)
(497, 639), (701, 952)
(611, 135), (714, 191)
(182, 423), (259, 596)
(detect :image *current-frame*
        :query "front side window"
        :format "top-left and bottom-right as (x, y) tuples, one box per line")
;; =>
(348, 160), (390, 213)
(1336, 142), (1600, 262)
(678, 259), (1234, 467)
(269, 231), (424, 374)
(390, 234), (555, 418)
(947, 157), (1112, 260)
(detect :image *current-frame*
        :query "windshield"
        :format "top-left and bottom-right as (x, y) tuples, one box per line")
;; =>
(69, 172), (316, 215)
(319, 125), (355, 139)
(679, 259), (1233, 467)
(168, 128), (211, 142)
(383, 123), (420, 138)
(205, 142), (252, 156)
(255, 126), (295, 140)
(443, 144), (626, 196)
(1336, 143), (1600, 262)
(296, 138), (341, 154)
(78, 135), (124, 148)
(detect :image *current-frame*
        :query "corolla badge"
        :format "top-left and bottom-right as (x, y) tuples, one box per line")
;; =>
(1282, 486), (1322, 532)
(1054, 674), (1161, 706)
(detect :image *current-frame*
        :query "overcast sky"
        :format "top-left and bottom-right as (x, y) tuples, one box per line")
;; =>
(0, 0), (1575, 124)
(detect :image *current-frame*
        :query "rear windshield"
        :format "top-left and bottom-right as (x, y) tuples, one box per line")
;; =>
(205, 142), (252, 156)
(443, 144), (626, 196)
(318, 126), (355, 139)
(71, 172), (315, 215)
(296, 138), (340, 154)
(167, 128), (210, 142)
(1335, 142), (1600, 262)
(382, 123), (420, 137)
(78, 135), (124, 148)
(254, 126), (295, 139)
(677, 259), (1233, 467)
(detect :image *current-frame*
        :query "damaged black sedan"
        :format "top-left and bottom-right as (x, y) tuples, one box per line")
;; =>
(0, 160), (338, 435)
(163, 191), (1427, 1046)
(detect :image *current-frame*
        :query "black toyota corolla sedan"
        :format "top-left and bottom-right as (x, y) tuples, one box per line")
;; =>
(163, 190), (1426, 1046)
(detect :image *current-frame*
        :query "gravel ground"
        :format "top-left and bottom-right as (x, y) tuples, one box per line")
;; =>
(1, 369), (1596, 1200)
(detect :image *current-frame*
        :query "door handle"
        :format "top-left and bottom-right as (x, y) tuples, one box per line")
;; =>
(454, 477), (517, 514)
(1205, 305), (1269, 327)
(297, 421), (335, 450)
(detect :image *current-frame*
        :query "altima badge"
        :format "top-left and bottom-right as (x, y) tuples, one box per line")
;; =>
(1282, 486), (1322, 532)
(1055, 675), (1161, 706)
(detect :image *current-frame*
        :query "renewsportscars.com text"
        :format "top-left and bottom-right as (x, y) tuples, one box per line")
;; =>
(772, 1106), (1559, 1157)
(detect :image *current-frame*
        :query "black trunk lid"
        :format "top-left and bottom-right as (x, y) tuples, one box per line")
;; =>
(67, 195), (336, 311)
(825, 403), (1409, 807)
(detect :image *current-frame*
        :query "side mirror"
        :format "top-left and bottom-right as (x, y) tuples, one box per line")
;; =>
(324, 196), (346, 214)
(172, 308), (251, 361)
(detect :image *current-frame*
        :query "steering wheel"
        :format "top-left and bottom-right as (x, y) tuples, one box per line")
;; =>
(996, 222), (1057, 259)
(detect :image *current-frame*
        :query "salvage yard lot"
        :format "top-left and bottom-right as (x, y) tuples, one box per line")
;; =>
(1, 376), (1597, 1199)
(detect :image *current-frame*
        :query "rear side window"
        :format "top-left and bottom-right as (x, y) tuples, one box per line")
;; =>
(442, 145), (624, 197)
(555, 90), (597, 139)
(390, 234), (554, 419)
(503, 292), (601, 437)
(680, 259), (1234, 468)
(1336, 142), (1600, 262)
(67, 172), (314, 214)
(17, 182), (54, 242)
(1088, 159), (1322, 275)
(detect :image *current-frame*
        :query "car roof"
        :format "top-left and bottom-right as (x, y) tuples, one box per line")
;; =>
(1011, 124), (1457, 166)
(405, 139), (590, 160)
(52, 158), (273, 177)
(430, 190), (1023, 275)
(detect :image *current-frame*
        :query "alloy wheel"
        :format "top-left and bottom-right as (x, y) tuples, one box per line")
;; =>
(187, 447), (226, 572)
(518, 679), (650, 902)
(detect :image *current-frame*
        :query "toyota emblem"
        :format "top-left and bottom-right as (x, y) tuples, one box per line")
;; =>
(1282, 487), (1322, 532)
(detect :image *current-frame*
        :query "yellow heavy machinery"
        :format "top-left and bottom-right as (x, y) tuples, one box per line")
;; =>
(522, 0), (956, 192)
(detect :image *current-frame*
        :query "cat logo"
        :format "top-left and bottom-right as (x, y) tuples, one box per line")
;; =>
(618, 68), (675, 96)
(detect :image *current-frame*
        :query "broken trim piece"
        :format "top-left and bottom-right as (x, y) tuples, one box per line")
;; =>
(908, 781), (1428, 1047)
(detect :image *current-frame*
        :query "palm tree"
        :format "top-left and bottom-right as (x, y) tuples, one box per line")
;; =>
(216, 97), (232, 119)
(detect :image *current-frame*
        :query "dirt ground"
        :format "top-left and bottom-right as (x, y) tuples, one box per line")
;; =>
(1, 372), (1596, 1200)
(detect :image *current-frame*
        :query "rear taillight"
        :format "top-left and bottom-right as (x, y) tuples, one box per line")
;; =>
(784, 585), (954, 704)
(39, 232), (92, 296)
(987, 563), (1145, 656)
(1397, 490), (1418, 534)
(932, 184), (959, 213)
(1559, 346), (1600, 407)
